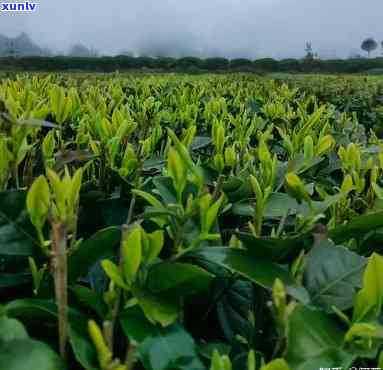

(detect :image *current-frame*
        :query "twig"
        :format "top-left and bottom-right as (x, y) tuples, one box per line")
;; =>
(51, 222), (68, 359)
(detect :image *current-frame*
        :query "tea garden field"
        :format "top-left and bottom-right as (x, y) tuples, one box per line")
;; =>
(1, 73), (383, 369)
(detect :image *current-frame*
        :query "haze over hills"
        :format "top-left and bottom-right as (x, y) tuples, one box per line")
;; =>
(0, 33), (99, 57)
(0, 33), (47, 57)
(0, 32), (381, 60)
(1, 0), (382, 59)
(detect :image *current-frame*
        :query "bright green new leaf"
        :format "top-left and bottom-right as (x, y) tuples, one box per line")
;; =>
(122, 226), (142, 282)
(145, 230), (164, 263)
(353, 253), (383, 323)
(42, 131), (56, 159)
(26, 176), (50, 240)
(101, 260), (127, 289)
(206, 194), (224, 233)
(210, 350), (232, 370)
(341, 174), (354, 194)
(261, 359), (291, 370)
(68, 167), (83, 213)
(167, 147), (187, 200)
(46, 169), (66, 220)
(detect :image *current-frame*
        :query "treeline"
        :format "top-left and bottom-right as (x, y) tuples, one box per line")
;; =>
(1, 55), (383, 73)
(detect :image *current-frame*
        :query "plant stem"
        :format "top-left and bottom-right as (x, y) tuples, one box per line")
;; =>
(106, 190), (137, 351)
(212, 174), (225, 202)
(51, 222), (68, 359)
(254, 202), (263, 237)
(126, 193), (136, 226)
(125, 339), (137, 368)
(13, 164), (20, 189)
(103, 320), (113, 352)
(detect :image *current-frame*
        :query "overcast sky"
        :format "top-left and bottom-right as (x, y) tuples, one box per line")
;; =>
(0, 0), (382, 59)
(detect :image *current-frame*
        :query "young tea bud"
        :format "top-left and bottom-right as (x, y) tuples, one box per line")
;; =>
(341, 174), (354, 194)
(303, 136), (314, 163)
(315, 135), (335, 156)
(224, 146), (236, 168)
(284, 172), (311, 204)
(27, 175), (51, 245)
(214, 154), (225, 173)
(42, 131), (56, 159)
(88, 320), (113, 370)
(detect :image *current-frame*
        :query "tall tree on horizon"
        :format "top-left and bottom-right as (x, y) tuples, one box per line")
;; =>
(361, 38), (378, 58)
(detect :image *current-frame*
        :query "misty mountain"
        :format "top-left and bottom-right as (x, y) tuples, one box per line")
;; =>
(0, 32), (48, 56)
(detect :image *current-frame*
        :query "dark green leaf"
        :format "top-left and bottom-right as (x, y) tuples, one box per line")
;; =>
(70, 285), (107, 318)
(0, 316), (28, 343)
(216, 279), (254, 342)
(0, 339), (66, 370)
(147, 262), (213, 296)
(265, 193), (299, 218)
(153, 177), (177, 204)
(137, 324), (205, 370)
(286, 305), (355, 370)
(68, 227), (121, 283)
(143, 157), (166, 172)
(233, 193), (343, 219)
(68, 325), (97, 370)
(0, 273), (31, 289)
(4, 299), (94, 369)
(0, 191), (39, 256)
(120, 306), (157, 343)
(329, 211), (383, 244)
(133, 288), (179, 327)
(191, 247), (309, 303)
(304, 240), (366, 312)
(236, 232), (310, 262)
(96, 198), (130, 227)
(222, 177), (253, 203)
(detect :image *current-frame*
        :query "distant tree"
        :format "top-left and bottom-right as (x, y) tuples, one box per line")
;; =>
(202, 57), (229, 70)
(69, 44), (92, 57)
(230, 58), (253, 69)
(176, 57), (203, 70)
(119, 50), (134, 57)
(304, 42), (317, 61)
(89, 48), (100, 57)
(361, 38), (378, 57)
(6, 40), (17, 57)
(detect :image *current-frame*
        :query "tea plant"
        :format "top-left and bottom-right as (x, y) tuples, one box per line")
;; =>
(1, 73), (383, 369)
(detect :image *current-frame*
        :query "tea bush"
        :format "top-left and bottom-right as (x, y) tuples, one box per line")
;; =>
(1, 73), (383, 369)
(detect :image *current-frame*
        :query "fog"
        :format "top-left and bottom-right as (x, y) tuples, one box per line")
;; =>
(0, 0), (382, 59)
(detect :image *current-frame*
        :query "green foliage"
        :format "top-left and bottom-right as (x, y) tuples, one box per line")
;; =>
(2, 73), (383, 369)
